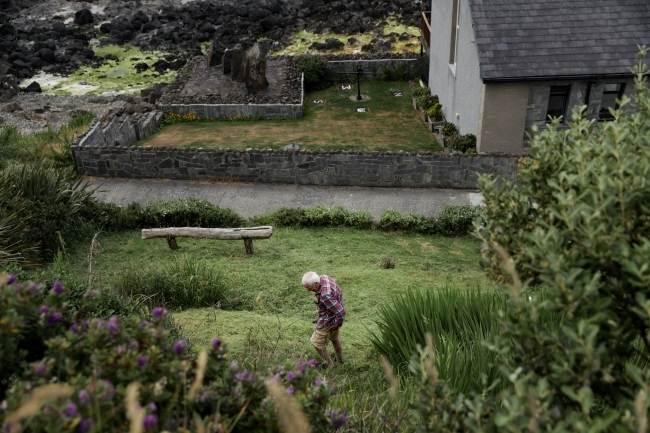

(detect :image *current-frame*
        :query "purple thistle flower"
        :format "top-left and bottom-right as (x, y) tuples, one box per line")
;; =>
(286, 371), (296, 381)
(78, 390), (90, 406)
(143, 414), (158, 429)
(307, 359), (318, 368)
(148, 402), (157, 412)
(297, 361), (306, 372)
(48, 312), (63, 324)
(63, 402), (78, 418)
(286, 385), (294, 395)
(230, 361), (239, 370)
(76, 419), (93, 433)
(139, 320), (149, 330)
(70, 324), (80, 334)
(35, 363), (46, 376)
(172, 340), (186, 355)
(330, 411), (349, 429)
(39, 305), (50, 315)
(107, 316), (119, 333)
(315, 378), (324, 386)
(52, 281), (63, 295)
(27, 282), (40, 294)
(234, 371), (250, 382)
(211, 338), (221, 350)
(152, 307), (167, 318)
(84, 289), (98, 299)
(138, 355), (148, 367)
(129, 340), (139, 350)
(6, 274), (16, 284)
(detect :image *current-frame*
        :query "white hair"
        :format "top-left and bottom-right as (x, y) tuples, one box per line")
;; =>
(302, 271), (320, 286)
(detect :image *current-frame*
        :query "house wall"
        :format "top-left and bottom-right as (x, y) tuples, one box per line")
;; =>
(524, 78), (636, 141)
(478, 83), (529, 154)
(427, 0), (483, 137)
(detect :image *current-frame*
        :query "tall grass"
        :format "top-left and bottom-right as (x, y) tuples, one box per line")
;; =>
(370, 288), (507, 394)
(114, 255), (231, 310)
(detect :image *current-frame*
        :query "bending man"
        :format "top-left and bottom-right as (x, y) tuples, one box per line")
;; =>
(302, 271), (346, 367)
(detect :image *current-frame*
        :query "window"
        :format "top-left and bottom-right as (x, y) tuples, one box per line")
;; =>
(598, 83), (626, 121)
(449, 0), (460, 66)
(546, 85), (571, 122)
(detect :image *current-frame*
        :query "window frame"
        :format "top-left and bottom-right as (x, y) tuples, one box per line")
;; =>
(449, 0), (460, 73)
(545, 85), (571, 123)
(598, 83), (626, 121)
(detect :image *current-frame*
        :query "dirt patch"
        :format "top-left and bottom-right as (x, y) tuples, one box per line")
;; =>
(420, 242), (438, 253)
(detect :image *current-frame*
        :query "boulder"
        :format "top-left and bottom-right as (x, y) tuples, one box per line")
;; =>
(241, 43), (269, 95)
(133, 11), (149, 23)
(74, 9), (94, 26)
(25, 81), (41, 93)
(38, 48), (55, 63)
(222, 49), (233, 74)
(1, 101), (22, 112)
(230, 44), (243, 82)
(99, 23), (113, 34)
(206, 43), (224, 67)
(0, 23), (16, 36)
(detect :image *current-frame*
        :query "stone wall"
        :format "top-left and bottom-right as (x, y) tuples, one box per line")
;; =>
(326, 58), (422, 80)
(76, 111), (163, 147)
(159, 73), (304, 119)
(71, 146), (518, 189)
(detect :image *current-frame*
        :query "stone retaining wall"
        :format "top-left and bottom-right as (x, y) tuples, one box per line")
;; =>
(77, 112), (163, 148)
(72, 146), (518, 189)
(159, 73), (304, 119)
(327, 58), (423, 80)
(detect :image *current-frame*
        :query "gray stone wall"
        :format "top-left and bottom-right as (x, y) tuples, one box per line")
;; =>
(327, 59), (421, 80)
(159, 73), (304, 119)
(77, 112), (164, 148)
(71, 146), (518, 189)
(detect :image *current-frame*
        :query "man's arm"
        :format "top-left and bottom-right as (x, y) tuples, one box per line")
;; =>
(320, 292), (344, 327)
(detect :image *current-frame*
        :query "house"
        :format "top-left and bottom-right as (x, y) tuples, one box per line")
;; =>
(422, 0), (650, 154)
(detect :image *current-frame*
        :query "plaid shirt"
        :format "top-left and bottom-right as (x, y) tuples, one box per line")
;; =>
(315, 275), (346, 330)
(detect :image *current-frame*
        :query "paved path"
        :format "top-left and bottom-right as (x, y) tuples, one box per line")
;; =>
(89, 178), (483, 218)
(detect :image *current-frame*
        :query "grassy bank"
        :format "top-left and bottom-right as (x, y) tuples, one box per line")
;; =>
(47, 226), (492, 429)
(140, 81), (442, 152)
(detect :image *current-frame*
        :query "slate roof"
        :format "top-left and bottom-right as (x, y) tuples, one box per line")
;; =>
(467, 0), (650, 82)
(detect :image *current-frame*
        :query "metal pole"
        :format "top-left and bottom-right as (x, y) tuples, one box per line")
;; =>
(356, 65), (362, 101)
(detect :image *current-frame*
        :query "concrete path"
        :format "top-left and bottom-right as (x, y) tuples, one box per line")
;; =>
(89, 178), (483, 218)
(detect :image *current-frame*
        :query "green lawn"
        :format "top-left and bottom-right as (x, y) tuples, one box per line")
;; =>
(59, 227), (492, 429)
(140, 81), (442, 152)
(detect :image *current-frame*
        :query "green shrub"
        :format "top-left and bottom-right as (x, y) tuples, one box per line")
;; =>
(411, 86), (430, 98)
(0, 162), (96, 261)
(380, 64), (411, 81)
(295, 54), (333, 91)
(425, 103), (443, 121)
(343, 210), (374, 229)
(436, 204), (484, 236)
(448, 133), (476, 153)
(141, 197), (245, 228)
(0, 277), (345, 432)
(417, 94), (439, 111)
(406, 51), (650, 432)
(370, 289), (513, 394)
(115, 255), (231, 310)
(440, 122), (458, 138)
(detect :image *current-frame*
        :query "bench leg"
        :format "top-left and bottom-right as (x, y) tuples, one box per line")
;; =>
(243, 238), (253, 255)
(167, 235), (178, 250)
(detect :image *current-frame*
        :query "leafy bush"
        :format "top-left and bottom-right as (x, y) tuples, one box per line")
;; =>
(252, 206), (374, 230)
(440, 122), (458, 138)
(405, 52), (650, 432)
(115, 256), (231, 309)
(0, 162), (97, 261)
(380, 64), (412, 81)
(411, 86), (430, 98)
(425, 103), (443, 121)
(417, 94), (439, 111)
(448, 133), (476, 153)
(141, 197), (245, 228)
(0, 277), (345, 432)
(343, 210), (374, 230)
(436, 204), (484, 236)
(295, 54), (333, 91)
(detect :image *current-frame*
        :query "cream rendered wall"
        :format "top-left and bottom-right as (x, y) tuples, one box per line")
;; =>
(427, 0), (483, 137)
(478, 82), (529, 153)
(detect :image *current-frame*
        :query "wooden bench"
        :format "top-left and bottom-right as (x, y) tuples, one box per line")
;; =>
(141, 226), (274, 254)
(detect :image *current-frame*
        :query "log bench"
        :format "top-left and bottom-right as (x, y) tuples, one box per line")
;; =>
(141, 226), (274, 254)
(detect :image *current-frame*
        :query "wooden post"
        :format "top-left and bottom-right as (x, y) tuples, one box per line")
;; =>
(243, 238), (253, 255)
(167, 235), (178, 250)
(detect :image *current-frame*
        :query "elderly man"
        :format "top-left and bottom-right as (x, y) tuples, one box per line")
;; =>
(302, 271), (346, 367)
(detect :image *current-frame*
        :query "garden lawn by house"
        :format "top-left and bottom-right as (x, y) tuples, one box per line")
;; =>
(140, 81), (443, 152)
(54, 226), (493, 426)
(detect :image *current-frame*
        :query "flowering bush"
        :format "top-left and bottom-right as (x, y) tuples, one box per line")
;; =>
(0, 276), (347, 432)
(162, 112), (269, 125)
